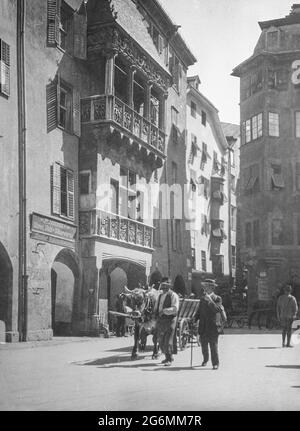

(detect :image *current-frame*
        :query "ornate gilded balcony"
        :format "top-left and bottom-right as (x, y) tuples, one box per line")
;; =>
(79, 209), (154, 250)
(81, 95), (166, 158)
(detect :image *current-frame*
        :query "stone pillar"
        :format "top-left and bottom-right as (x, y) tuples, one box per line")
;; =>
(81, 256), (99, 335)
(104, 51), (117, 122)
(159, 92), (168, 131)
(145, 81), (153, 121)
(128, 66), (136, 108)
(145, 262), (151, 284)
(105, 51), (117, 95)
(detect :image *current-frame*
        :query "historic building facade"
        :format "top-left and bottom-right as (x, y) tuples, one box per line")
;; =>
(0, 0), (196, 341)
(145, 2), (197, 297)
(232, 5), (300, 309)
(0, 0), (85, 341)
(186, 76), (240, 293)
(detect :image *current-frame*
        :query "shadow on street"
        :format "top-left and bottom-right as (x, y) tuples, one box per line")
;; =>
(104, 346), (132, 353)
(248, 347), (281, 350)
(143, 366), (212, 372)
(266, 365), (300, 369)
(105, 345), (154, 353)
(71, 353), (155, 367)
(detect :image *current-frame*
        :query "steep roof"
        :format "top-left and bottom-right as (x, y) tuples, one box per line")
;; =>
(259, 5), (300, 29)
(221, 122), (240, 139)
(138, 0), (197, 67)
(187, 84), (228, 151)
(233, 6), (300, 76)
(112, 0), (170, 74)
(87, 0), (170, 75)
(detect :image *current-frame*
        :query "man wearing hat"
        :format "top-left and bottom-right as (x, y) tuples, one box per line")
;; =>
(196, 280), (226, 370)
(154, 277), (179, 366)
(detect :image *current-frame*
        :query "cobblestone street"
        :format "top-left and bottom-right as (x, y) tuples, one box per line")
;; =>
(0, 331), (299, 411)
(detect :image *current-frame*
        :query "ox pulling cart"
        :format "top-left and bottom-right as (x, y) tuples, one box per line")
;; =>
(109, 295), (201, 365)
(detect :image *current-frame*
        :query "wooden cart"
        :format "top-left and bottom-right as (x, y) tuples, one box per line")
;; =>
(176, 298), (200, 350)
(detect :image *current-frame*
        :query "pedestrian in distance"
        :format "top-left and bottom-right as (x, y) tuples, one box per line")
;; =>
(195, 280), (227, 370)
(276, 284), (298, 347)
(154, 277), (179, 366)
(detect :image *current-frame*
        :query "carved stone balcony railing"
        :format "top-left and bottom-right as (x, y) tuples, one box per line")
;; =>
(79, 210), (154, 250)
(81, 95), (166, 157)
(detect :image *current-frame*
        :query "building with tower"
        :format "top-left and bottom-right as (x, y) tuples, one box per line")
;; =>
(232, 4), (300, 309)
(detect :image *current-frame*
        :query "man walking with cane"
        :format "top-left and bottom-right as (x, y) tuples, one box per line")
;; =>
(196, 280), (226, 370)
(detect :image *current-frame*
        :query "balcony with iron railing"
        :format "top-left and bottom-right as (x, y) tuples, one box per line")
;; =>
(81, 95), (166, 158)
(79, 209), (154, 250)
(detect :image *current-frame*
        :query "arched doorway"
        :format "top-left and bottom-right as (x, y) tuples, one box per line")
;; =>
(109, 267), (128, 311)
(0, 242), (13, 335)
(102, 259), (147, 331)
(51, 249), (79, 336)
(173, 274), (186, 297)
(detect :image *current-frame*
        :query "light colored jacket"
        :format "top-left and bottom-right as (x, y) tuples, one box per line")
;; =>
(276, 294), (298, 320)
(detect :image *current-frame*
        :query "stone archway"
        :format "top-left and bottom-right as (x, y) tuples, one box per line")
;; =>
(51, 249), (80, 336)
(101, 258), (147, 331)
(0, 242), (13, 335)
(102, 258), (147, 302)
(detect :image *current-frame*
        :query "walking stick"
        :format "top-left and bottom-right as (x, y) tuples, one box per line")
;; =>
(190, 324), (193, 368)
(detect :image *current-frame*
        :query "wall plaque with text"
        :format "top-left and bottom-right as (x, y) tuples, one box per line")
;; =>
(30, 213), (77, 247)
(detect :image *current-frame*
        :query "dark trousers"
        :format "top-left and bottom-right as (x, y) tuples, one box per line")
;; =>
(156, 316), (177, 359)
(200, 334), (219, 366)
(281, 318), (293, 346)
(116, 317), (126, 337)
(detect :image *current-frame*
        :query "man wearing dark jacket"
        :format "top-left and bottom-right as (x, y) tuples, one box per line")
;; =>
(196, 281), (226, 370)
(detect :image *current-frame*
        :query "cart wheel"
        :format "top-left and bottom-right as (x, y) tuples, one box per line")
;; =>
(266, 315), (274, 330)
(227, 318), (233, 328)
(237, 319), (244, 328)
(179, 319), (189, 350)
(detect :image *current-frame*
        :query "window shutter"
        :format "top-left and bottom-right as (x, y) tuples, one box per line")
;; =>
(51, 163), (61, 215)
(0, 40), (10, 96)
(73, 10), (87, 59)
(158, 34), (164, 54)
(46, 81), (58, 132)
(164, 42), (169, 66)
(47, 0), (61, 46)
(73, 88), (81, 137)
(67, 170), (75, 219)
(201, 214), (205, 234)
(188, 146), (194, 164)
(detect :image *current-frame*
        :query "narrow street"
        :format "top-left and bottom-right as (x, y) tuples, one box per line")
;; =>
(0, 331), (299, 411)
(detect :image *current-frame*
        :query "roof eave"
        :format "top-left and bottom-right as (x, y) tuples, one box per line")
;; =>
(139, 0), (197, 67)
(187, 86), (219, 113)
(259, 13), (300, 29)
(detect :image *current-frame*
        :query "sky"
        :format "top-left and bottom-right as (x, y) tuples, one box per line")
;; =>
(159, 0), (295, 124)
